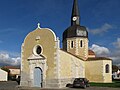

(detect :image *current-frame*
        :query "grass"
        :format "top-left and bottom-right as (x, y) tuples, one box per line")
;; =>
(90, 80), (120, 88)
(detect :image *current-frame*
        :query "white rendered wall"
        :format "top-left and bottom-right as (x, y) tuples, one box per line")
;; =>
(0, 69), (8, 81)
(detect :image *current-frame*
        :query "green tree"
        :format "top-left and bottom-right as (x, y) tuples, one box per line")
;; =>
(1, 67), (10, 73)
(112, 65), (119, 73)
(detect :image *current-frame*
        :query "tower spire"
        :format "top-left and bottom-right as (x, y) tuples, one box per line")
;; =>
(71, 0), (80, 25)
(72, 0), (79, 17)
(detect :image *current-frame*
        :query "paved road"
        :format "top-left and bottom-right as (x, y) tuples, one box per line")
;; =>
(0, 81), (120, 90)
(0, 81), (18, 90)
(18, 87), (120, 90)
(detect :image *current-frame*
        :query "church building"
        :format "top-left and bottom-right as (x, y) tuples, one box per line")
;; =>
(20, 0), (112, 88)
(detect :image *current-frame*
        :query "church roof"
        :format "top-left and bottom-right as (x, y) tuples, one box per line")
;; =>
(62, 0), (88, 41)
(60, 49), (84, 61)
(63, 25), (88, 41)
(61, 49), (112, 61)
(87, 57), (112, 61)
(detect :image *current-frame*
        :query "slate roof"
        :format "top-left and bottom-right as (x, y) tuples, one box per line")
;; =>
(63, 0), (88, 41)
(63, 25), (88, 41)
(72, 0), (79, 17)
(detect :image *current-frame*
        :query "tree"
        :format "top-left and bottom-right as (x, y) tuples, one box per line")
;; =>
(1, 67), (10, 73)
(112, 65), (119, 73)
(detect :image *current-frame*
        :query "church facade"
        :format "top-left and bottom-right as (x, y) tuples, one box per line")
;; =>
(20, 0), (112, 88)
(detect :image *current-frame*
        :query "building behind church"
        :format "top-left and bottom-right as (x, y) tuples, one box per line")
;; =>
(0, 69), (8, 81)
(20, 0), (112, 88)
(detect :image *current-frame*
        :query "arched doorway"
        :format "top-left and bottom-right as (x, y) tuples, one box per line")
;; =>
(34, 67), (43, 87)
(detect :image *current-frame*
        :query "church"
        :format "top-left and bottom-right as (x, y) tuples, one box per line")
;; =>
(20, 0), (112, 88)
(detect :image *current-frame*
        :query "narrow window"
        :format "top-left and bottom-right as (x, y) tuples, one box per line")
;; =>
(80, 40), (83, 47)
(105, 64), (109, 73)
(71, 41), (74, 48)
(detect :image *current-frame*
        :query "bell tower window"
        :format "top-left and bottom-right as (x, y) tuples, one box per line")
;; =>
(71, 41), (74, 48)
(80, 40), (83, 47)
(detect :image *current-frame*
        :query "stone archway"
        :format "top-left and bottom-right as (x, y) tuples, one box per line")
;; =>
(28, 54), (47, 88)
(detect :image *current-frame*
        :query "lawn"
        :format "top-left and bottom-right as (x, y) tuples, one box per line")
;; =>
(90, 80), (120, 88)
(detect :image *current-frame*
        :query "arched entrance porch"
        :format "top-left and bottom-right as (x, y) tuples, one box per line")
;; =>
(28, 54), (47, 88)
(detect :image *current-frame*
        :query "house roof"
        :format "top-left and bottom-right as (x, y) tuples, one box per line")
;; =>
(88, 50), (95, 55)
(4, 66), (20, 69)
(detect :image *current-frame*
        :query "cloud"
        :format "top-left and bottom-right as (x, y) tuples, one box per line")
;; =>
(110, 38), (120, 67)
(113, 38), (120, 49)
(88, 23), (112, 35)
(90, 44), (110, 57)
(0, 52), (21, 66)
(90, 40), (120, 67)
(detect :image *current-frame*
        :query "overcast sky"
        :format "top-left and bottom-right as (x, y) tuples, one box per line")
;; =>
(0, 0), (120, 66)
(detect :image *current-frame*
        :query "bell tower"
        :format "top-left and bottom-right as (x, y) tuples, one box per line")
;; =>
(62, 0), (88, 60)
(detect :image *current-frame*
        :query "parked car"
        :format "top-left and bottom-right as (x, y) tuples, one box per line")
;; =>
(73, 78), (90, 89)
(66, 83), (73, 88)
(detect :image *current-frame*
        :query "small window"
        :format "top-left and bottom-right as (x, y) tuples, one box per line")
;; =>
(105, 64), (109, 73)
(80, 40), (83, 47)
(36, 46), (42, 55)
(71, 41), (74, 48)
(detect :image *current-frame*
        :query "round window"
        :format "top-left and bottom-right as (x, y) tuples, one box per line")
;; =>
(33, 45), (42, 55)
(36, 46), (42, 55)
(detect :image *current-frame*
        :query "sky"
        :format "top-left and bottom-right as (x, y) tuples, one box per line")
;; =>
(0, 0), (120, 67)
